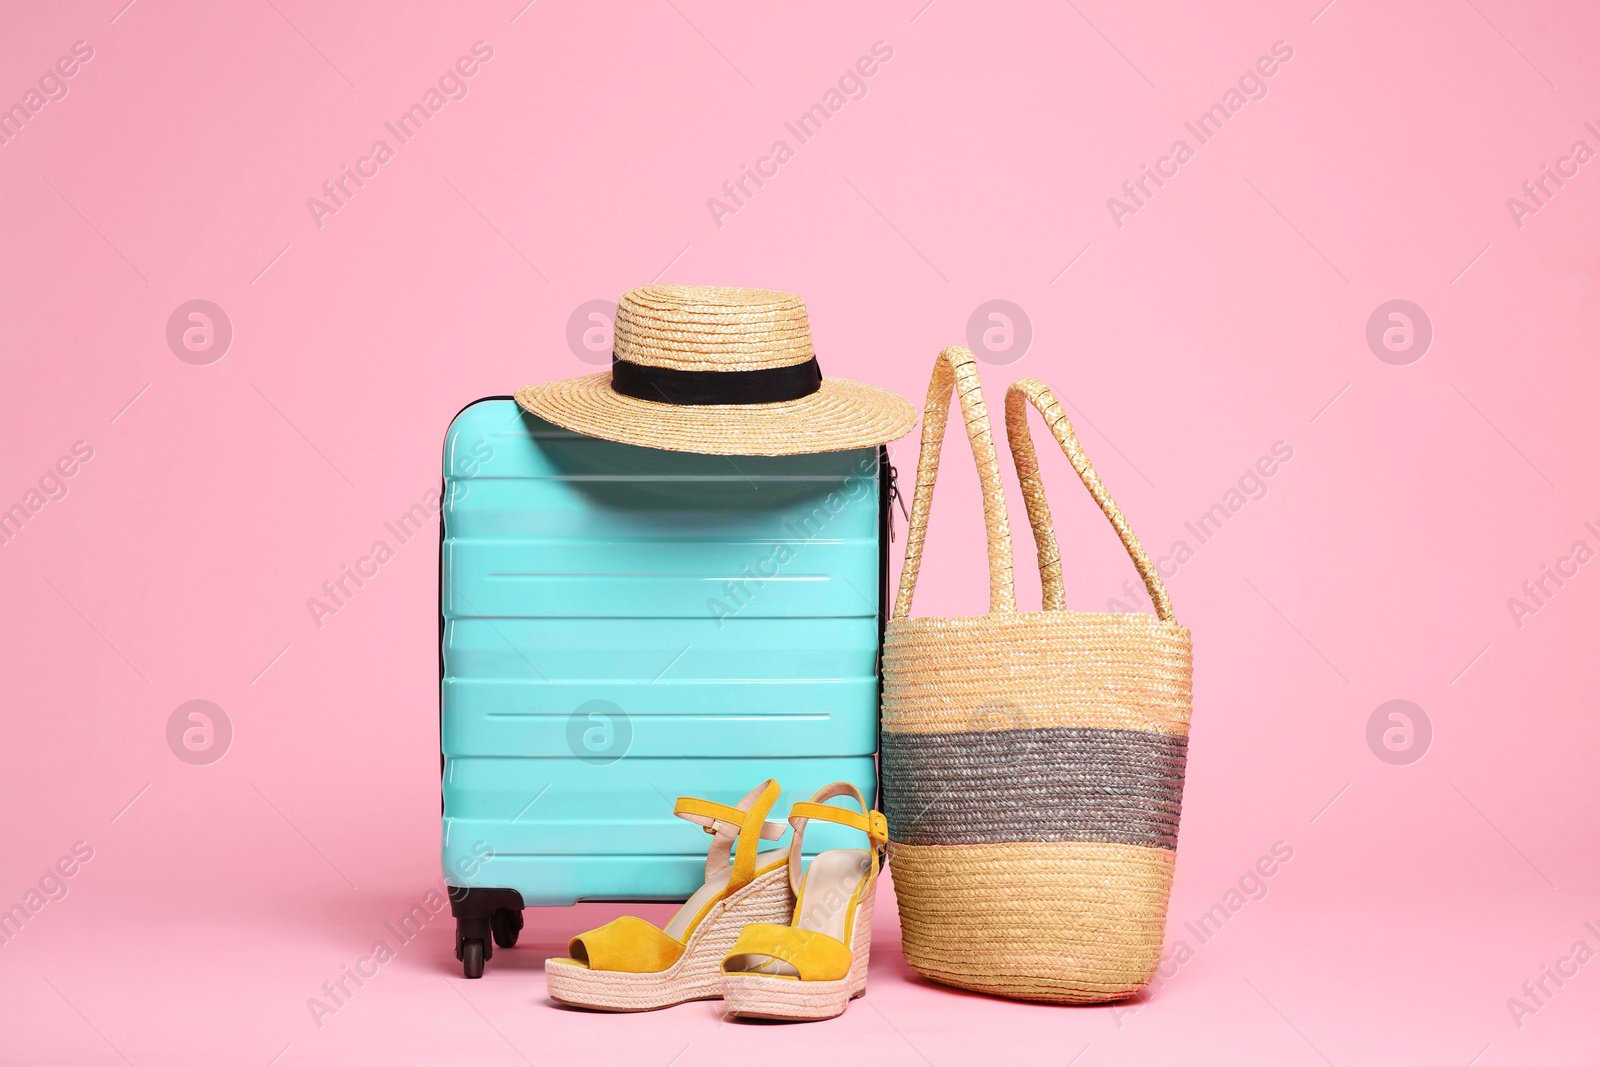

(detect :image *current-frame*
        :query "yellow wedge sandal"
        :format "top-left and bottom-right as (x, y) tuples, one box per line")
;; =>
(544, 779), (794, 1011)
(719, 782), (888, 1021)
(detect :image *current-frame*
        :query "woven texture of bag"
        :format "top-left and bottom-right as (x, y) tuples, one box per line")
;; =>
(880, 347), (1193, 1003)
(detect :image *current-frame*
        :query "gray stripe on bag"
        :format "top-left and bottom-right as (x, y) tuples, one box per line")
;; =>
(881, 726), (1189, 850)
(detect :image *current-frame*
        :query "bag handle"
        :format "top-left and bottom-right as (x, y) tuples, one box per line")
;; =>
(892, 347), (1016, 620)
(1004, 377), (1175, 622)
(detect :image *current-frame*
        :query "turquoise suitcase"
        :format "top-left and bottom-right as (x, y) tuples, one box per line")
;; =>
(439, 398), (893, 977)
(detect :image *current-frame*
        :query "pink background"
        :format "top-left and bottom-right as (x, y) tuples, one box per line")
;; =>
(2, 0), (1597, 1063)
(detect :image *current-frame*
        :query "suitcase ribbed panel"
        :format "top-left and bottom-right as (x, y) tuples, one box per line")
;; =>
(441, 401), (883, 905)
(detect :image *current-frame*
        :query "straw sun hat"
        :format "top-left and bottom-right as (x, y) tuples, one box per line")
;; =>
(516, 285), (916, 456)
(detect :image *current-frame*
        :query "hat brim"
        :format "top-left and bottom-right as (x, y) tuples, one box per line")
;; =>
(515, 373), (916, 456)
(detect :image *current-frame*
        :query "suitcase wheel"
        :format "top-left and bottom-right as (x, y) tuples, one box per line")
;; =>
(448, 887), (523, 978)
(460, 938), (485, 979)
(491, 908), (523, 949)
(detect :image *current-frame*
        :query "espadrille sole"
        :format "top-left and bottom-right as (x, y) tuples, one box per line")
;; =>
(722, 893), (874, 1021)
(545, 864), (793, 1012)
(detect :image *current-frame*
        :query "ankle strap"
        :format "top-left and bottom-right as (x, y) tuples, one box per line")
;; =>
(788, 802), (888, 845)
(674, 797), (787, 840)
(674, 779), (785, 895)
(786, 782), (885, 897)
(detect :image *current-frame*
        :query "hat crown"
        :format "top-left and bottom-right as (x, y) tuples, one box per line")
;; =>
(613, 285), (814, 372)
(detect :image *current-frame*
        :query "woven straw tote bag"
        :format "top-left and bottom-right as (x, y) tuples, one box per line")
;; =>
(880, 347), (1193, 1003)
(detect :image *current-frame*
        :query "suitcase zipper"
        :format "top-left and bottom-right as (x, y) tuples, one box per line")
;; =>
(887, 461), (908, 542)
